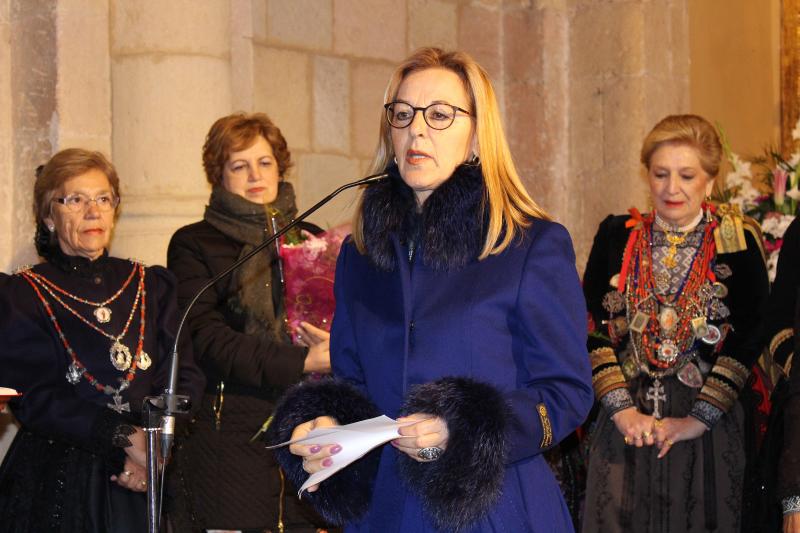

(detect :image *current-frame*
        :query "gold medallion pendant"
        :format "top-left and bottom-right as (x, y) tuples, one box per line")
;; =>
(138, 351), (152, 370)
(657, 340), (679, 364)
(110, 340), (132, 371)
(658, 306), (678, 334)
(94, 306), (112, 323)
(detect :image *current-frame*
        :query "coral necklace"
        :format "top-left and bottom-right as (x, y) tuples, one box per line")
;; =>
(622, 211), (717, 370)
(19, 264), (149, 412)
(26, 262), (138, 323)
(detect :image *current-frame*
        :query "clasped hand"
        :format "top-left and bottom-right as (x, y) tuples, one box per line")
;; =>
(110, 426), (148, 492)
(289, 413), (449, 493)
(612, 407), (707, 458)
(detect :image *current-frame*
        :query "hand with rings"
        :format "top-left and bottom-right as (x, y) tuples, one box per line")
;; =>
(110, 458), (148, 492)
(392, 413), (449, 462)
(288, 415), (340, 493)
(652, 416), (708, 458)
(612, 407), (656, 448)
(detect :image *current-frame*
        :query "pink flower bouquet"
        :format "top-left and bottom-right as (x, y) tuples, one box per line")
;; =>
(281, 224), (351, 342)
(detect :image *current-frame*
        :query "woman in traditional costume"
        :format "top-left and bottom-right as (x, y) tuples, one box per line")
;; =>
(582, 114), (769, 532)
(0, 148), (205, 532)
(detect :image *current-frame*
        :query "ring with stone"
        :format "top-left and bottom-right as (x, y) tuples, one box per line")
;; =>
(417, 446), (444, 462)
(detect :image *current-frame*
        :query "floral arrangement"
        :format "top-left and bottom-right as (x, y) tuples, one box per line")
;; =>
(280, 224), (351, 341)
(714, 119), (800, 280)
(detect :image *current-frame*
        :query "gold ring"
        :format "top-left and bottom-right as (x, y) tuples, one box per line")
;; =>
(140, 480), (146, 488)
(623, 436), (630, 445)
(122, 470), (132, 477)
(642, 431), (651, 438)
(654, 419), (663, 428)
(665, 439), (673, 446)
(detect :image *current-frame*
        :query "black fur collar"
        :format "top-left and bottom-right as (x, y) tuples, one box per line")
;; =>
(361, 162), (486, 271)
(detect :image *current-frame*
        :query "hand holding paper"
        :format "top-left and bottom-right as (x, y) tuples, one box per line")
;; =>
(267, 415), (416, 495)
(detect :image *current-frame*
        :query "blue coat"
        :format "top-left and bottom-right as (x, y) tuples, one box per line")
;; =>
(269, 164), (593, 532)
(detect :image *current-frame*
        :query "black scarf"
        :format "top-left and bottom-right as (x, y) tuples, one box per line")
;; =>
(204, 182), (298, 340)
(360, 163), (486, 271)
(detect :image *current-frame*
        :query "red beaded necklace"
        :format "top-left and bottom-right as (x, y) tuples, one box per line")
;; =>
(620, 210), (717, 370)
(18, 264), (148, 412)
(29, 262), (138, 323)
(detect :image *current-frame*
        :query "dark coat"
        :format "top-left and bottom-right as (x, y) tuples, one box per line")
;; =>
(167, 218), (326, 531)
(269, 164), (594, 532)
(763, 216), (800, 368)
(774, 217), (800, 508)
(0, 250), (205, 533)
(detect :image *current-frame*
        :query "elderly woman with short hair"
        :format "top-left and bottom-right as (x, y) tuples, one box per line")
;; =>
(0, 148), (204, 532)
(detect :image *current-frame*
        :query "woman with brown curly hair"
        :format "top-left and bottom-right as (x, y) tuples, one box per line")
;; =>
(167, 112), (331, 532)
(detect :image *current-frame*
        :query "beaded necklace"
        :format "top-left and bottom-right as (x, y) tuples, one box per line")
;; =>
(26, 262), (138, 323)
(18, 265), (149, 412)
(621, 212), (717, 373)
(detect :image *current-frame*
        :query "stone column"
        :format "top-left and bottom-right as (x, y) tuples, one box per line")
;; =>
(109, 0), (232, 266)
(0, 0), (60, 471)
(502, 0), (690, 270)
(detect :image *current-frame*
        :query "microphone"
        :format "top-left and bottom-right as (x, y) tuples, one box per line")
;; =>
(160, 170), (389, 458)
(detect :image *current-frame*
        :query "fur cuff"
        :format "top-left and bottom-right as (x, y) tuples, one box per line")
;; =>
(265, 378), (381, 525)
(398, 377), (509, 531)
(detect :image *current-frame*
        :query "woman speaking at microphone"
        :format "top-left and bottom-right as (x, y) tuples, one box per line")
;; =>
(166, 112), (332, 532)
(267, 47), (593, 532)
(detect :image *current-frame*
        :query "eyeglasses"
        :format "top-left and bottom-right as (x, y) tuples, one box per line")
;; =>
(384, 102), (471, 130)
(53, 193), (120, 212)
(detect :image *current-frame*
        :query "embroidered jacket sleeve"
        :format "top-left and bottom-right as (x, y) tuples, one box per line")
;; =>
(582, 215), (635, 415)
(690, 227), (770, 428)
(0, 274), (132, 463)
(762, 217), (799, 370)
(502, 222), (594, 461)
(167, 224), (307, 388)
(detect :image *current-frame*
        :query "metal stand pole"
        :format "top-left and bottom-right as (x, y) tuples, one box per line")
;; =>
(145, 425), (161, 533)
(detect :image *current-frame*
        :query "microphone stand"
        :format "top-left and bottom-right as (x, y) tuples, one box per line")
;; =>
(143, 170), (388, 533)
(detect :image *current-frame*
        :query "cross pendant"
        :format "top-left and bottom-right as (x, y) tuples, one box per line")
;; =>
(646, 378), (667, 419)
(108, 391), (130, 413)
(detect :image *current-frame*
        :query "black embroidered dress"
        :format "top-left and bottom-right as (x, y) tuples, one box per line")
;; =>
(0, 248), (204, 533)
(581, 212), (768, 533)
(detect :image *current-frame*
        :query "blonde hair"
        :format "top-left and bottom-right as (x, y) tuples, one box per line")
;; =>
(640, 114), (722, 177)
(352, 47), (549, 259)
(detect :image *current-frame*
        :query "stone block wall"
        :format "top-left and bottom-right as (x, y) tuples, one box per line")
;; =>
(0, 0), (711, 273)
(0, 0), (783, 467)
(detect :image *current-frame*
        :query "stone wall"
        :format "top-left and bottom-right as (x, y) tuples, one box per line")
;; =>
(0, 0), (781, 458)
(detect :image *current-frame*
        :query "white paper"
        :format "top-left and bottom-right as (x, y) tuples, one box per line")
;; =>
(267, 415), (413, 494)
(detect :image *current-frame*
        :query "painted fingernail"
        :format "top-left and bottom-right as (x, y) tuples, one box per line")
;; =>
(330, 445), (342, 454)
(309, 445), (321, 454)
(322, 458), (333, 467)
